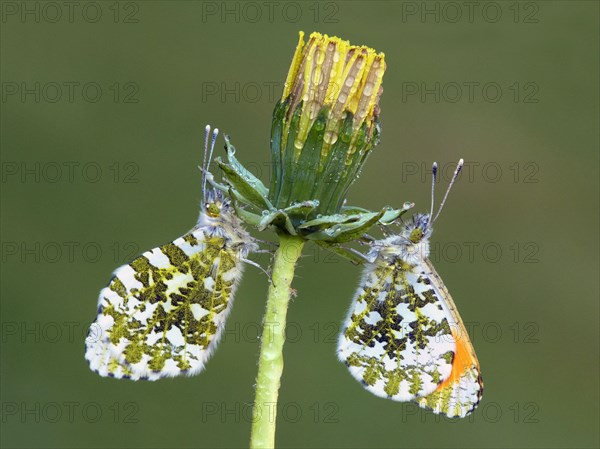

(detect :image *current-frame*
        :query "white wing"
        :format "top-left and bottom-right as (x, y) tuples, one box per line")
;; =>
(338, 257), (482, 417)
(85, 228), (245, 381)
(416, 259), (483, 417)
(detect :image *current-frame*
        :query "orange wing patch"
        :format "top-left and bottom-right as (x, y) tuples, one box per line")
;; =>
(417, 329), (483, 418)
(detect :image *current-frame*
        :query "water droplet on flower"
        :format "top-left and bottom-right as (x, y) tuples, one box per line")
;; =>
(324, 131), (338, 145)
(316, 49), (326, 65)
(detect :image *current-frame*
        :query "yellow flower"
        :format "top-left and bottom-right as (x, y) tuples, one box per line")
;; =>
(269, 31), (386, 214)
(217, 32), (406, 242)
(283, 31), (385, 163)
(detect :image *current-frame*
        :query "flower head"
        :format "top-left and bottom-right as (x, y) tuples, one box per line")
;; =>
(215, 32), (408, 242)
(270, 32), (386, 214)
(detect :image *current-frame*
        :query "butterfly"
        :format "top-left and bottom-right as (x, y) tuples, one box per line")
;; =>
(337, 159), (483, 418)
(85, 125), (258, 380)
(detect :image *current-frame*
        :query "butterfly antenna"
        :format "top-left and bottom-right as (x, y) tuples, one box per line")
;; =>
(429, 162), (438, 220)
(433, 158), (464, 223)
(202, 126), (219, 199)
(208, 127), (219, 170)
(201, 124), (211, 200)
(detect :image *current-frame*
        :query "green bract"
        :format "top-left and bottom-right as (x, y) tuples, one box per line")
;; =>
(211, 137), (412, 243)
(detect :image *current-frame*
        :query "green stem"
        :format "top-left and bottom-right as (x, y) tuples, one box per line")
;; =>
(250, 233), (304, 449)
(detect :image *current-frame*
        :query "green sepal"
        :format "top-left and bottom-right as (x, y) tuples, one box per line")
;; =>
(311, 113), (355, 214)
(281, 200), (320, 219)
(299, 203), (411, 235)
(274, 103), (303, 208)
(202, 168), (229, 194)
(304, 209), (386, 243)
(228, 187), (263, 226)
(340, 205), (371, 215)
(330, 120), (379, 213)
(379, 202), (415, 224)
(257, 210), (297, 235)
(288, 109), (327, 203)
(224, 135), (270, 198)
(299, 213), (358, 230)
(255, 200), (320, 235)
(216, 158), (274, 211)
(269, 99), (287, 197)
(340, 201), (414, 226)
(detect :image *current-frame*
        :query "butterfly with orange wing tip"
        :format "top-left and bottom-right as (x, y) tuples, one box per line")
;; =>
(338, 160), (483, 418)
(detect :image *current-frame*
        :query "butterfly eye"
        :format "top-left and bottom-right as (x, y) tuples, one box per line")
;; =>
(409, 228), (423, 244)
(206, 203), (221, 218)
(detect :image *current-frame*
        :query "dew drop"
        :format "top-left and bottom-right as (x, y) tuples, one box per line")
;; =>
(324, 131), (338, 145)
(316, 49), (326, 65)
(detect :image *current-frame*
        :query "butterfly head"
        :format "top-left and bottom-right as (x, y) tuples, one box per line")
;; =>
(404, 213), (432, 244)
(197, 125), (258, 252)
(198, 125), (236, 223)
(202, 188), (232, 219)
(376, 212), (432, 264)
(371, 159), (463, 265)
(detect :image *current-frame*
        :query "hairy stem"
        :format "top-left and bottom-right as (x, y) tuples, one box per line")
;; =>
(250, 233), (305, 449)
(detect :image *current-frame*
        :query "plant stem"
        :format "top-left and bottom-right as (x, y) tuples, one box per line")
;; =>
(250, 233), (305, 449)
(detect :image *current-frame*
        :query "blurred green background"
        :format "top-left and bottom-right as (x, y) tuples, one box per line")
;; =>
(1, 1), (598, 448)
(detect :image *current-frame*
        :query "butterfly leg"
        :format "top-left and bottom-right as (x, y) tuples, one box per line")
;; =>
(242, 257), (273, 283)
(314, 241), (370, 265)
